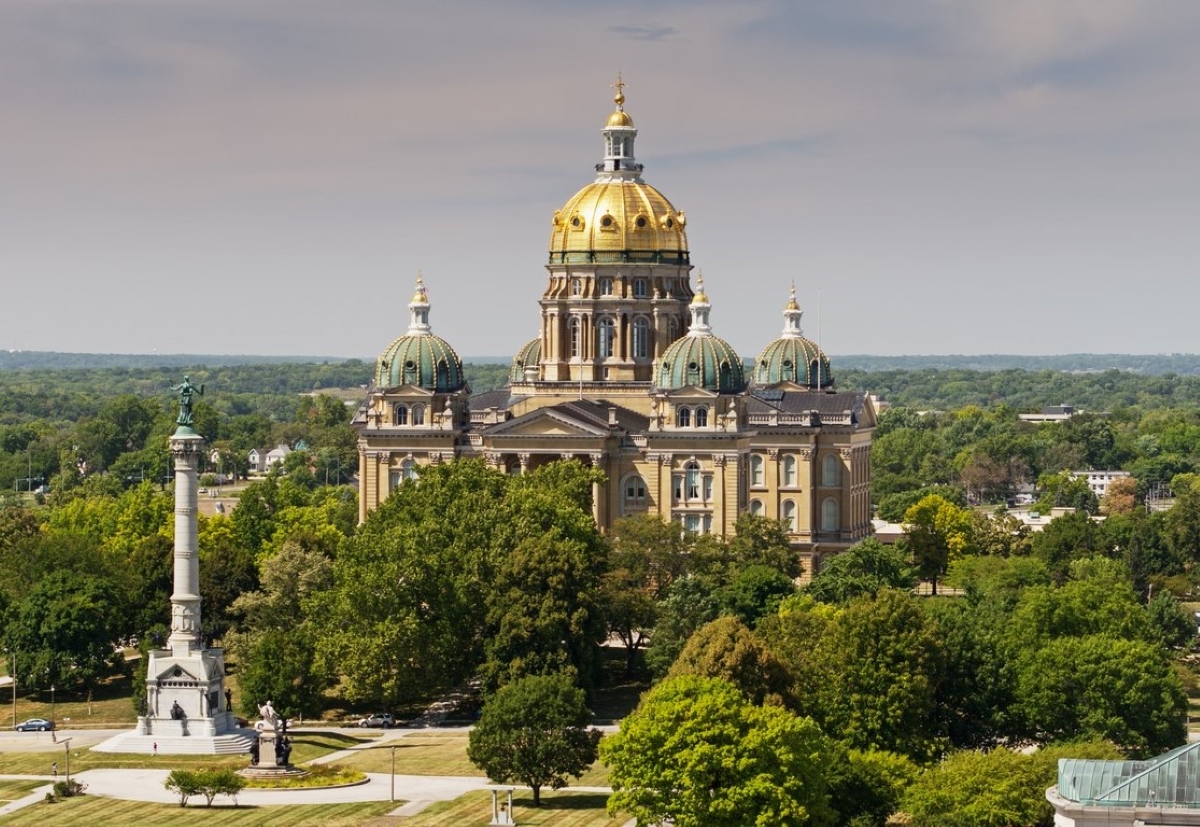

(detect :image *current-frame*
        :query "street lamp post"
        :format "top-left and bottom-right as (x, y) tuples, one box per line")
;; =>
(391, 745), (396, 802)
(50, 684), (55, 742)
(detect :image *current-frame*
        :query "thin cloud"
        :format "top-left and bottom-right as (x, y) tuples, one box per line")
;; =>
(608, 25), (677, 41)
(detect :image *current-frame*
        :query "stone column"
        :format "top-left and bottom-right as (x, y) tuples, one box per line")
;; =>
(168, 432), (205, 656)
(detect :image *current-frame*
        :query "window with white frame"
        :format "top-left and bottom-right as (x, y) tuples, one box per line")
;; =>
(677, 407), (691, 428)
(393, 404), (407, 426)
(633, 317), (649, 359)
(822, 454), (841, 487)
(598, 317), (615, 358)
(749, 499), (763, 516)
(782, 454), (797, 487)
(695, 406), (708, 427)
(401, 459), (419, 481)
(782, 499), (797, 532)
(623, 474), (647, 510)
(822, 497), (840, 532)
(634, 278), (648, 298)
(750, 454), (764, 487)
(570, 317), (582, 358)
(411, 405), (425, 426)
(599, 277), (613, 296)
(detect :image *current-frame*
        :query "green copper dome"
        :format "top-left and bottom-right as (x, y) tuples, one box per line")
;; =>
(656, 276), (745, 393)
(375, 333), (464, 391)
(754, 337), (832, 388)
(509, 337), (541, 384)
(754, 285), (833, 389)
(374, 275), (465, 392)
(657, 335), (745, 393)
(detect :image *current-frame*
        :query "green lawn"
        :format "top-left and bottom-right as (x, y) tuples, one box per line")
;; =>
(405, 790), (623, 826)
(0, 797), (399, 826)
(0, 779), (44, 801)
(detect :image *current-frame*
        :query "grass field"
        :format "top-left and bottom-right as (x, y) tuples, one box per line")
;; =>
(0, 779), (44, 802)
(405, 790), (624, 826)
(0, 729), (375, 776)
(0, 796), (399, 826)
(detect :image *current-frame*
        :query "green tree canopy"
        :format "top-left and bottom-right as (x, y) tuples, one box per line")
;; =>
(602, 675), (834, 827)
(467, 673), (600, 806)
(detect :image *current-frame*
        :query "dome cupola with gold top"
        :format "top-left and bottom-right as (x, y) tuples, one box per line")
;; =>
(656, 275), (746, 393)
(549, 76), (689, 265)
(753, 284), (833, 389)
(374, 275), (465, 392)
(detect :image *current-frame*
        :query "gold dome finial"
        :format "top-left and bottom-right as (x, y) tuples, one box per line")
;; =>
(611, 72), (627, 109)
(412, 271), (428, 304)
(692, 270), (708, 304)
(785, 281), (800, 311)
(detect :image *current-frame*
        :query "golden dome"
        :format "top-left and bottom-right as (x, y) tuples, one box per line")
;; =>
(692, 272), (708, 304)
(785, 282), (800, 311)
(411, 273), (428, 305)
(607, 109), (634, 128)
(549, 181), (688, 262)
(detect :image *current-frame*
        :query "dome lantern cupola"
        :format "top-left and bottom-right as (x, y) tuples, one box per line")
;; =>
(656, 275), (745, 393)
(374, 275), (466, 392)
(598, 74), (643, 181)
(753, 284), (834, 389)
(548, 78), (689, 265)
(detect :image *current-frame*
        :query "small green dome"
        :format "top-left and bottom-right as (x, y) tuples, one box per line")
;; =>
(509, 337), (541, 384)
(375, 333), (464, 391)
(754, 337), (833, 388)
(657, 335), (745, 392)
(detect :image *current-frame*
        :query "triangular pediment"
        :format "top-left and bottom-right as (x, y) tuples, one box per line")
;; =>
(154, 663), (203, 683)
(660, 386), (722, 401)
(485, 407), (611, 438)
(378, 385), (436, 399)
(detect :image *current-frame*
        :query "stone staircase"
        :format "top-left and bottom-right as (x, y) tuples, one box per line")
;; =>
(92, 729), (255, 755)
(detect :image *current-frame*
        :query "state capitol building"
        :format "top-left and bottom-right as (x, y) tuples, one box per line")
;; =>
(354, 82), (876, 575)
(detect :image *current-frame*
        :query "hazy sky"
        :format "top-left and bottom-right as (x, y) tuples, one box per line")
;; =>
(2, 1), (1198, 360)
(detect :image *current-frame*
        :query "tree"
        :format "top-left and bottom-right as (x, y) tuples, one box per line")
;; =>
(227, 543), (335, 717)
(467, 674), (600, 806)
(644, 575), (722, 679)
(600, 515), (690, 677)
(809, 590), (944, 760)
(4, 569), (127, 692)
(1146, 591), (1194, 649)
(602, 675), (834, 827)
(805, 538), (917, 605)
(667, 616), (794, 707)
(1100, 475), (1139, 516)
(903, 494), (974, 595)
(899, 748), (1063, 827)
(822, 746), (918, 827)
(1015, 634), (1186, 755)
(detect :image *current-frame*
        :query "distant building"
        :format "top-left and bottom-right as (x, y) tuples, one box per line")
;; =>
(1070, 469), (1130, 499)
(1019, 404), (1078, 423)
(248, 444), (292, 473)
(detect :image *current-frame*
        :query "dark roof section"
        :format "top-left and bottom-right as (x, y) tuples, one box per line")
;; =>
(468, 389), (512, 413)
(747, 389), (870, 426)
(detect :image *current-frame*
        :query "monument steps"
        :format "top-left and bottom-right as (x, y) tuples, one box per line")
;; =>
(92, 730), (255, 756)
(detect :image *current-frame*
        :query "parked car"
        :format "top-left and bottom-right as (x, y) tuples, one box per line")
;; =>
(357, 713), (396, 728)
(15, 718), (54, 732)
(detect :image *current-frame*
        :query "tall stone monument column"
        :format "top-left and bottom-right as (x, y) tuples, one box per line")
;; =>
(168, 431), (204, 655)
(95, 377), (251, 755)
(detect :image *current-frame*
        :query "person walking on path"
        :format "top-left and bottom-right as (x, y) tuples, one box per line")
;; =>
(152, 742), (157, 757)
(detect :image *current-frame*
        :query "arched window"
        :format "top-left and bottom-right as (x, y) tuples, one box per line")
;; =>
(571, 278), (582, 296)
(822, 454), (840, 487)
(750, 454), (764, 487)
(436, 360), (449, 390)
(401, 459), (419, 481)
(393, 404), (407, 426)
(634, 278), (648, 298)
(623, 475), (647, 510)
(782, 500), (797, 532)
(570, 317), (582, 358)
(749, 499), (763, 516)
(782, 455), (797, 487)
(633, 317), (650, 359)
(677, 407), (691, 428)
(389, 471), (402, 491)
(597, 317), (615, 358)
(599, 278), (613, 296)
(411, 405), (425, 426)
(685, 462), (701, 501)
(822, 498), (840, 532)
(695, 406), (708, 428)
